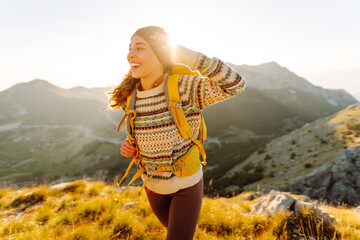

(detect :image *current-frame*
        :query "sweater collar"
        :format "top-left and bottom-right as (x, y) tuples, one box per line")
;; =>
(136, 73), (168, 98)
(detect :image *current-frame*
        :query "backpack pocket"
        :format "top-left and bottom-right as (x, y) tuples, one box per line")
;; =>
(171, 145), (201, 177)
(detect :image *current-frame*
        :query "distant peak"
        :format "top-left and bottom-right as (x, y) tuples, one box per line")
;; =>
(259, 61), (281, 67)
(70, 86), (87, 90)
(27, 79), (65, 90)
(4, 79), (59, 93)
(28, 79), (52, 85)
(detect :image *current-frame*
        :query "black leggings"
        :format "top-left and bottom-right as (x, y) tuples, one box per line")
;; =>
(145, 178), (203, 240)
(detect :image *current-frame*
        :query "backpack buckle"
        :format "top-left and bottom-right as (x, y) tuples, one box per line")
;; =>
(147, 165), (157, 171)
(175, 102), (182, 109)
(171, 164), (180, 172)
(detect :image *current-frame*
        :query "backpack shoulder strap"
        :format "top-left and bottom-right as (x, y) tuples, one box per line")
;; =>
(117, 90), (137, 144)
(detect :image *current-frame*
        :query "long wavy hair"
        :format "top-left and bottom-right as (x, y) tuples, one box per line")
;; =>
(108, 70), (140, 110)
(108, 64), (174, 110)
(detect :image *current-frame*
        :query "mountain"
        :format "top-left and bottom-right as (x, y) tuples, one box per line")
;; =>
(231, 61), (358, 96)
(68, 86), (111, 103)
(199, 61), (357, 193)
(0, 79), (128, 186)
(229, 61), (355, 111)
(204, 61), (356, 136)
(220, 102), (360, 206)
(0, 61), (358, 205)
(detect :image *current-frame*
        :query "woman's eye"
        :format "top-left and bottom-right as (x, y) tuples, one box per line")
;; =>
(128, 46), (144, 52)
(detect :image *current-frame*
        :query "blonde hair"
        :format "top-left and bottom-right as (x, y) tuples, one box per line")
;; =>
(108, 70), (140, 110)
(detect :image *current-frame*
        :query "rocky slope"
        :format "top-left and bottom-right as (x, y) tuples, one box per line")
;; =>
(221, 103), (360, 206)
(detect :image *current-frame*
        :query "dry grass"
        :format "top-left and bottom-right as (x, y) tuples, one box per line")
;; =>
(0, 180), (359, 239)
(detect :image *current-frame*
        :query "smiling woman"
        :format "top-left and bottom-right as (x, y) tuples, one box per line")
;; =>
(108, 26), (246, 240)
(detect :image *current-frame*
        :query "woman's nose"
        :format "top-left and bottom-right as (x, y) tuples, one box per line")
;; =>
(127, 53), (131, 62)
(127, 49), (136, 61)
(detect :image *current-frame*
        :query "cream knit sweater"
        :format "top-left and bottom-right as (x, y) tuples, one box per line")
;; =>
(125, 45), (246, 194)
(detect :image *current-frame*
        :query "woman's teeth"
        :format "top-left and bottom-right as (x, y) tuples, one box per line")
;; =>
(130, 63), (141, 67)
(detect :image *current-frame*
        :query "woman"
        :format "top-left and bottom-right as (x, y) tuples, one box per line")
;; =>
(109, 26), (246, 240)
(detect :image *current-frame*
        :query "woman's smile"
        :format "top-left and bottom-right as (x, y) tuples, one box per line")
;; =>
(130, 62), (142, 71)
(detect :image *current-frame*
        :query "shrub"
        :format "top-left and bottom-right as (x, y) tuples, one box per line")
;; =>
(61, 180), (86, 194)
(346, 123), (360, 132)
(257, 147), (266, 155)
(56, 200), (67, 212)
(87, 186), (100, 197)
(77, 202), (106, 221)
(2, 222), (27, 236)
(264, 154), (272, 160)
(10, 191), (46, 209)
(36, 211), (50, 225)
(243, 163), (254, 172)
(56, 214), (71, 225)
(233, 171), (264, 188)
(320, 138), (328, 144)
(111, 222), (133, 239)
(287, 209), (337, 239)
(99, 213), (115, 226)
(304, 163), (313, 169)
(255, 165), (265, 173)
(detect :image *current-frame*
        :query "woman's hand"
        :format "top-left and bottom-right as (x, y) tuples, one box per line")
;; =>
(149, 32), (168, 42)
(174, 44), (200, 69)
(120, 139), (137, 158)
(150, 32), (173, 57)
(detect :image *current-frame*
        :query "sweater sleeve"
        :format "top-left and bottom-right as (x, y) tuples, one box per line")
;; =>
(175, 45), (246, 111)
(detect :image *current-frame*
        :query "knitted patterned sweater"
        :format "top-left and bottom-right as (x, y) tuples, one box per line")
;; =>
(125, 45), (247, 194)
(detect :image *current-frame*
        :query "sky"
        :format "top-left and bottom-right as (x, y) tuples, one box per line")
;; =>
(0, 0), (359, 95)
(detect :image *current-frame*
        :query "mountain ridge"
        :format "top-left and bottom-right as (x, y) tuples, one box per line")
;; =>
(0, 62), (358, 206)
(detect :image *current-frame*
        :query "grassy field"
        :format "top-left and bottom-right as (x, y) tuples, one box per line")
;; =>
(0, 179), (359, 239)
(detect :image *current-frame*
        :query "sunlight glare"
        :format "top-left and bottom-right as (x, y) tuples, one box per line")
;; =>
(167, 33), (178, 60)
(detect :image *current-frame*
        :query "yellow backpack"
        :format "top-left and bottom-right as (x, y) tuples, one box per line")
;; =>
(114, 63), (207, 201)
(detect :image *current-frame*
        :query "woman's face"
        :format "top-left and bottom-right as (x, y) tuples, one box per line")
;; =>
(127, 35), (163, 79)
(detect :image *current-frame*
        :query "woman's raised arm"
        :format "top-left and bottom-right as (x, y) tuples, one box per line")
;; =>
(174, 45), (246, 111)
